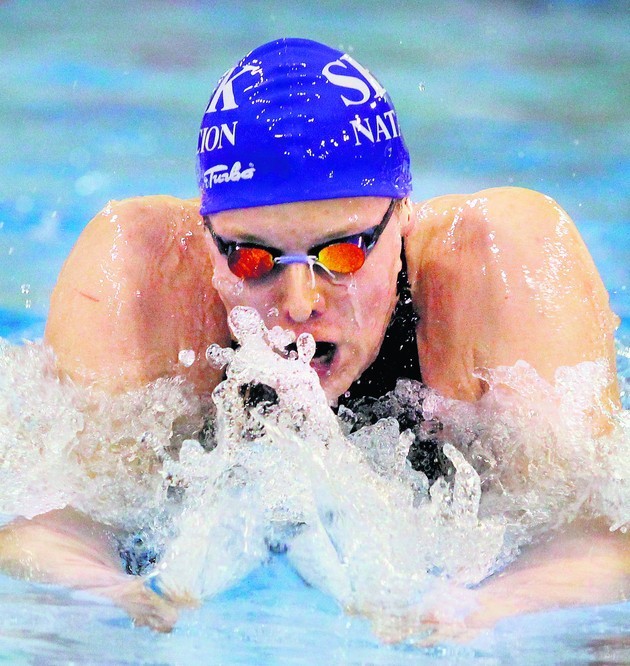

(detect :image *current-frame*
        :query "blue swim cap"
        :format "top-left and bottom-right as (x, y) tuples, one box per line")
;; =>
(197, 38), (412, 215)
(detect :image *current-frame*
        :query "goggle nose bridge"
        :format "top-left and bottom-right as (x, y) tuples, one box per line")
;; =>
(274, 254), (337, 286)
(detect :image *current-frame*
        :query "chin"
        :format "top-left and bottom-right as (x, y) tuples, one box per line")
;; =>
(319, 369), (359, 406)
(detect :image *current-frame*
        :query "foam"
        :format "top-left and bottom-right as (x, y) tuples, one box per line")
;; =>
(0, 309), (628, 622)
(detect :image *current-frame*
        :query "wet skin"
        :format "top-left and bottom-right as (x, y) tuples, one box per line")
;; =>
(43, 188), (619, 414)
(207, 197), (408, 402)
(3, 186), (625, 633)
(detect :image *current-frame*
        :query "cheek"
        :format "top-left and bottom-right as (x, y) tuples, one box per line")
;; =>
(210, 259), (247, 313)
(344, 246), (400, 344)
(357, 248), (400, 319)
(335, 268), (398, 352)
(213, 264), (276, 320)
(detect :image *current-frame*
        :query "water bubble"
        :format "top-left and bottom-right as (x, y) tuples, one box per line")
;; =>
(296, 333), (316, 363)
(268, 325), (295, 351)
(178, 349), (196, 367)
(8, 247), (14, 255)
(228, 306), (267, 343)
(24, 300), (32, 309)
(206, 343), (234, 368)
(267, 307), (279, 318)
(418, 82), (426, 92)
(20, 284), (30, 295)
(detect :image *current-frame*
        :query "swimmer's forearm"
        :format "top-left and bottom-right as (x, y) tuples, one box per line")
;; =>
(395, 527), (629, 646)
(0, 508), (178, 632)
(470, 528), (629, 627)
(0, 508), (126, 589)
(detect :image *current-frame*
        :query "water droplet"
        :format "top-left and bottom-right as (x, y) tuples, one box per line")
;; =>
(418, 82), (425, 92)
(20, 284), (30, 295)
(267, 307), (279, 318)
(296, 333), (316, 363)
(8, 247), (14, 255)
(228, 306), (266, 343)
(24, 299), (32, 309)
(178, 349), (196, 367)
(347, 275), (357, 295)
(232, 279), (244, 296)
(269, 325), (295, 351)
(206, 343), (234, 368)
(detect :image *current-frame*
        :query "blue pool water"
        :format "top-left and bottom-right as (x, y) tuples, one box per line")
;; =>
(1, 0), (629, 663)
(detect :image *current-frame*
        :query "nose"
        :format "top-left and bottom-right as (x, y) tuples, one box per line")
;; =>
(280, 264), (324, 323)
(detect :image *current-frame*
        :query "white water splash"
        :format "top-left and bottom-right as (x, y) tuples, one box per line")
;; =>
(0, 309), (628, 624)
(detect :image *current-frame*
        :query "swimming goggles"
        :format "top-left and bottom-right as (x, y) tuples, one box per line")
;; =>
(206, 199), (396, 280)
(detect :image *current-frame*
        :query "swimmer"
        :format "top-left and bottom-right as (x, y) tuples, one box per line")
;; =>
(0, 38), (626, 636)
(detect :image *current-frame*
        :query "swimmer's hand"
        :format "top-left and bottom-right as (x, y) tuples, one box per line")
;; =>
(0, 508), (180, 633)
(370, 521), (629, 646)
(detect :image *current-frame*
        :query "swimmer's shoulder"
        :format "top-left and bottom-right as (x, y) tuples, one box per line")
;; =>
(403, 187), (619, 415)
(405, 185), (604, 274)
(407, 186), (563, 244)
(45, 195), (230, 394)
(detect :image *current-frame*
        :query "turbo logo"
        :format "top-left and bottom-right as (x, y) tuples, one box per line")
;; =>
(203, 161), (256, 188)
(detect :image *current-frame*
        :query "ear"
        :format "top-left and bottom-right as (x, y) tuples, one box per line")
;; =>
(398, 197), (414, 237)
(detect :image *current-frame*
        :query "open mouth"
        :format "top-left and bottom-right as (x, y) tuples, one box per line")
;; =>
(285, 341), (337, 367)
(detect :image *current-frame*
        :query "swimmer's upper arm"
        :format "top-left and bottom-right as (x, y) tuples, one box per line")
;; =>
(405, 187), (619, 410)
(44, 195), (230, 393)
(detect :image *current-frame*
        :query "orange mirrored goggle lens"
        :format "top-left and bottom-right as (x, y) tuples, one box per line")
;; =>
(228, 247), (275, 279)
(317, 243), (366, 273)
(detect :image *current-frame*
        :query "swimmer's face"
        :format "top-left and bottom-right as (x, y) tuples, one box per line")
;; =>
(206, 197), (408, 403)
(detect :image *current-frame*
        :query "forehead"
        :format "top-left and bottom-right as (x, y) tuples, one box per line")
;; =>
(210, 196), (392, 248)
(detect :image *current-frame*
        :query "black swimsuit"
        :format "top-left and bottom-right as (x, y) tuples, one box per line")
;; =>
(336, 249), (449, 481)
